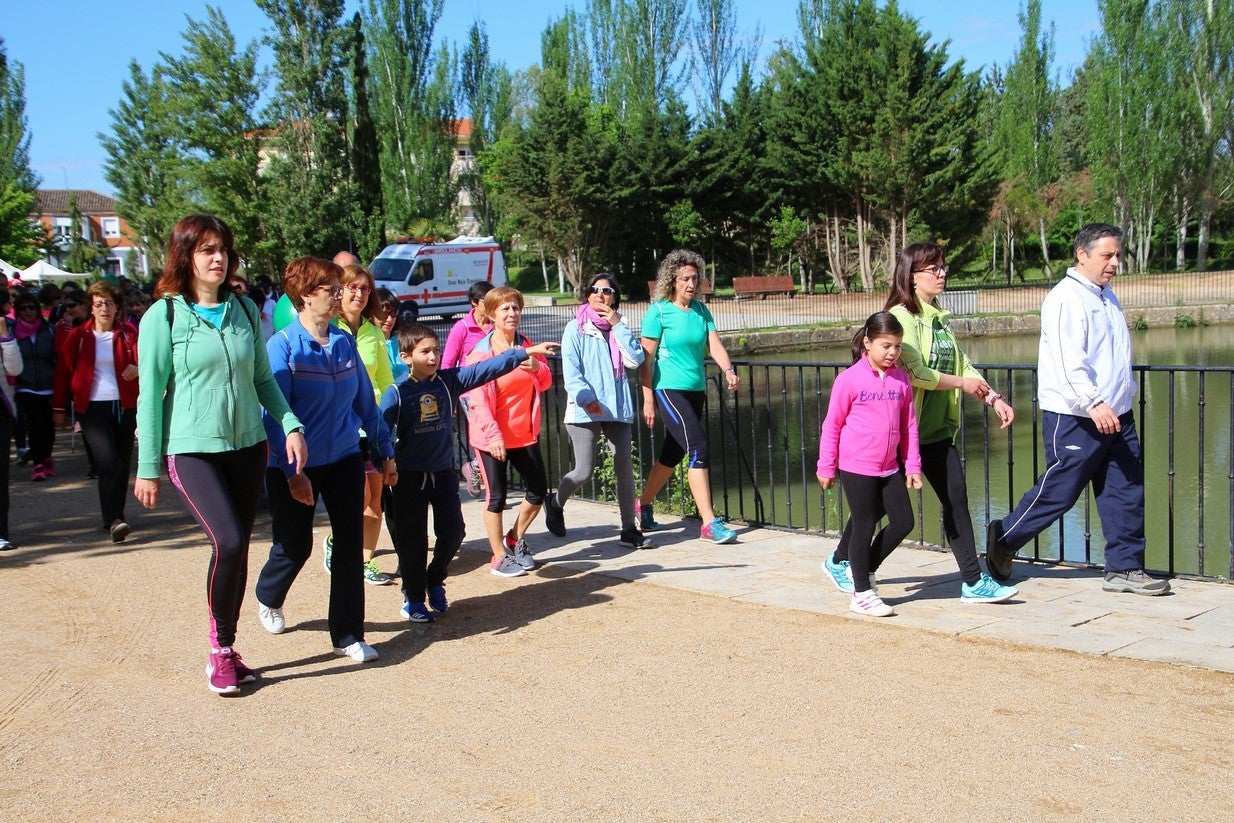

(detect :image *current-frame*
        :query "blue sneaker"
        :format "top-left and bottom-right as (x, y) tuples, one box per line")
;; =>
(700, 517), (737, 544)
(637, 499), (662, 532)
(961, 573), (1018, 603)
(427, 584), (448, 613)
(822, 554), (854, 593)
(401, 600), (435, 623)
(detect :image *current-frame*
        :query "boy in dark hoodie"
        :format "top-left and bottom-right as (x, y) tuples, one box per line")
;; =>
(380, 322), (558, 622)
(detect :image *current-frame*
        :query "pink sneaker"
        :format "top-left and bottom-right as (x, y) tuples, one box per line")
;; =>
(206, 649), (242, 695)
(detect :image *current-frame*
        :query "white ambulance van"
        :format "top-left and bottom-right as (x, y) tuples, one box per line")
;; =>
(369, 235), (508, 322)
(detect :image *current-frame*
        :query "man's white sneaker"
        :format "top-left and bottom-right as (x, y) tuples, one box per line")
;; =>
(257, 602), (285, 634)
(333, 641), (379, 662)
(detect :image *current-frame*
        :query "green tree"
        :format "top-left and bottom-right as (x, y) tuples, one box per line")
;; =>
(257, 0), (353, 261)
(62, 194), (107, 274)
(99, 60), (191, 271)
(363, 0), (458, 232)
(1164, 0), (1234, 271)
(461, 21), (513, 236)
(690, 0), (758, 119)
(989, 0), (1059, 277)
(1085, 0), (1172, 272)
(349, 13), (386, 260)
(160, 6), (270, 271)
(487, 16), (619, 291)
(693, 62), (773, 275)
(0, 39), (41, 266)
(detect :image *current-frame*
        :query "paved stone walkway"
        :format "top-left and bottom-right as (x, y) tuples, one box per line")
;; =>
(492, 496), (1234, 674)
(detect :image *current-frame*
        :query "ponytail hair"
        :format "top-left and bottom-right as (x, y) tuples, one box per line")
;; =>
(851, 311), (904, 363)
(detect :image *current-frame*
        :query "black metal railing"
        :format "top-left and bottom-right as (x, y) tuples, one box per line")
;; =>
(522, 359), (1234, 582)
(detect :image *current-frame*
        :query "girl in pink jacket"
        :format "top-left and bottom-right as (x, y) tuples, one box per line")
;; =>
(817, 312), (922, 617)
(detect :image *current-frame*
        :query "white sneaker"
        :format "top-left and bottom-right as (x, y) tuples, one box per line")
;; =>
(850, 589), (894, 617)
(333, 641), (379, 662)
(257, 602), (285, 634)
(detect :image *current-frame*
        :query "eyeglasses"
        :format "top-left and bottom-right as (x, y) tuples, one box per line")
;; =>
(315, 285), (344, 298)
(913, 265), (947, 277)
(92, 300), (117, 309)
(590, 286), (616, 295)
(63, 303), (79, 309)
(344, 283), (372, 295)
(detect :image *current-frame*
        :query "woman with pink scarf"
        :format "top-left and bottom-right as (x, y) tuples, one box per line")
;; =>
(542, 273), (651, 549)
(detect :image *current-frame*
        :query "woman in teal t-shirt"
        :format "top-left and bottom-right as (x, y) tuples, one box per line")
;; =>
(637, 249), (740, 545)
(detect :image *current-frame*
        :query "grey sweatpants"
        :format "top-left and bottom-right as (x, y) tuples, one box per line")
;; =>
(556, 421), (636, 531)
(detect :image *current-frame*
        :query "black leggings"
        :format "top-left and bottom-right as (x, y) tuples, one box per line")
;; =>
(167, 442), (268, 651)
(655, 389), (710, 469)
(78, 400), (135, 528)
(15, 394), (54, 464)
(478, 445), (547, 513)
(918, 439), (982, 584)
(834, 469), (915, 592)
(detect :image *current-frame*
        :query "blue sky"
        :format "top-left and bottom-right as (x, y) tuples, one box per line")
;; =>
(5, 0), (1100, 196)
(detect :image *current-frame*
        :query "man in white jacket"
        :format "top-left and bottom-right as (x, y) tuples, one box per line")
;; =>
(986, 223), (1169, 595)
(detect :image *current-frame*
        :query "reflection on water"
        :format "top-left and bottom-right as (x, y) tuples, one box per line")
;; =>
(728, 325), (1234, 578)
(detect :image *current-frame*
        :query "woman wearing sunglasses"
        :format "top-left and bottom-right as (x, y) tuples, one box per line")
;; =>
(543, 273), (650, 549)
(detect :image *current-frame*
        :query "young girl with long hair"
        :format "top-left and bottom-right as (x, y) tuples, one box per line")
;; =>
(817, 312), (922, 617)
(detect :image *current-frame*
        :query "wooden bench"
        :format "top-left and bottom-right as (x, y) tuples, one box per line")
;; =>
(647, 277), (713, 301)
(733, 274), (798, 299)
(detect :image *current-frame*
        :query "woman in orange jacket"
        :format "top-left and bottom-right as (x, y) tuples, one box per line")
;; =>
(465, 286), (553, 578)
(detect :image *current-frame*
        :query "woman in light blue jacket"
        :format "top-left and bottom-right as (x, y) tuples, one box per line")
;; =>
(543, 273), (650, 549)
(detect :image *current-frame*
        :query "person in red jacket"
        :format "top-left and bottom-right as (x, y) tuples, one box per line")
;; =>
(53, 281), (139, 542)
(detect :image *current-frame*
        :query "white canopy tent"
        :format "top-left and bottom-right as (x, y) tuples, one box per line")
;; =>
(0, 258), (22, 278)
(19, 259), (80, 283)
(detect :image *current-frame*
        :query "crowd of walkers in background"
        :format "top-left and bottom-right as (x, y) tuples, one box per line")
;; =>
(0, 217), (1170, 695)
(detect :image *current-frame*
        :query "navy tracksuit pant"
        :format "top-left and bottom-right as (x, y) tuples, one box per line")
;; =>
(998, 410), (1145, 572)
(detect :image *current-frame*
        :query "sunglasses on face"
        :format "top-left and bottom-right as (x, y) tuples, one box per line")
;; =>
(63, 303), (79, 309)
(590, 286), (616, 295)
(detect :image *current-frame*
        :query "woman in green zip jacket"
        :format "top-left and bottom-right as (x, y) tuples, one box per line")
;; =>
(135, 214), (308, 696)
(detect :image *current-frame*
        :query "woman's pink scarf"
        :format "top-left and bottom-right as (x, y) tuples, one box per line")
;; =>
(576, 303), (623, 379)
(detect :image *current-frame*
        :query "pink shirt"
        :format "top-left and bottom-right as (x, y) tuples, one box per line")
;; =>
(817, 359), (921, 479)
(442, 309), (490, 369)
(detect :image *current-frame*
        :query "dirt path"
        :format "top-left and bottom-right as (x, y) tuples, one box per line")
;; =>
(2, 448), (1232, 821)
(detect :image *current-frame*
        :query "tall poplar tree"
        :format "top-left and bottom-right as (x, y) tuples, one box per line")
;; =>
(991, 0), (1059, 276)
(99, 61), (191, 271)
(689, 0), (758, 120)
(350, 13), (386, 260)
(363, 0), (457, 233)
(1085, 0), (1171, 272)
(0, 37), (42, 266)
(160, 6), (270, 271)
(257, 0), (353, 261)
(1164, 0), (1234, 270)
